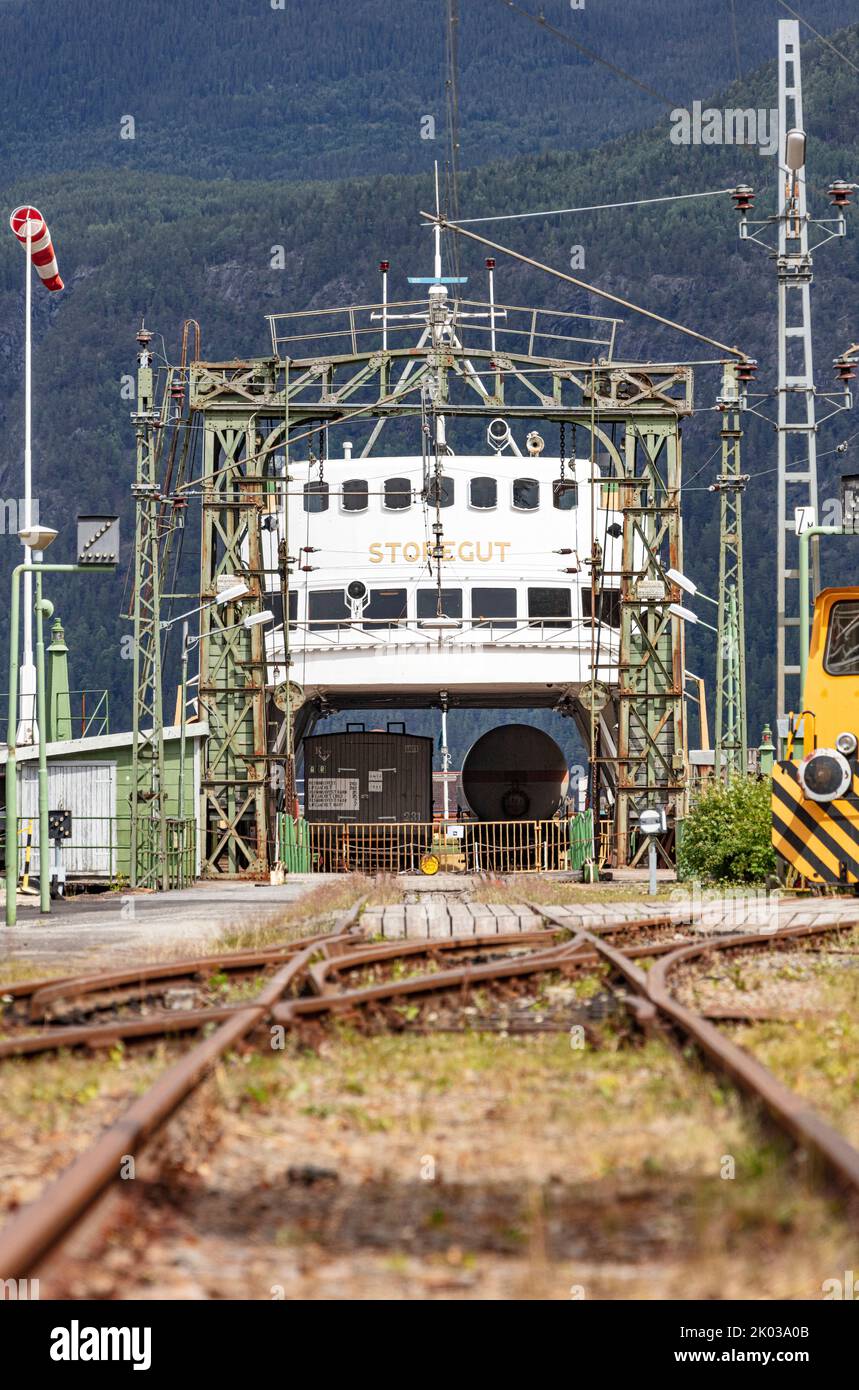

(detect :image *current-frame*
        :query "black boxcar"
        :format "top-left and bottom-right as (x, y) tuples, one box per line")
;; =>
(303, 725), (434, 825)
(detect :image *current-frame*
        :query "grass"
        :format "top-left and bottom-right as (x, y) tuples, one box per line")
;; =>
(476, 875), (680, 906)
(212, 1027), (856, 1298)
(217, 875), (402, 952)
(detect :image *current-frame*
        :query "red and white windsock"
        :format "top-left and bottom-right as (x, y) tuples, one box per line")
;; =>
(9, 205), (63, 291)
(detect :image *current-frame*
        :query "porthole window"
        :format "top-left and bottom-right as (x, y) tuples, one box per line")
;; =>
(342, 478), (368, 512)
(303, 480), (329, 513)
(513, 478), (539, 511)
(426, 475), (454, 508)
(469, 476), (497, 510)
(552, 480), (578, 511)
(384, 477), (411, 510)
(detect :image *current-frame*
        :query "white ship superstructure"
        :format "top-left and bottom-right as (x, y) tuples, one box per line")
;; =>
(264, 434), (628, 710)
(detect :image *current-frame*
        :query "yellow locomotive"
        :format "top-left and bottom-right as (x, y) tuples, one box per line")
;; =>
(773, 586), (859, 886)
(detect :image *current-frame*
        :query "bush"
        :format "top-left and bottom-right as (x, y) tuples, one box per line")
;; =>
(677, 776), (776, 885)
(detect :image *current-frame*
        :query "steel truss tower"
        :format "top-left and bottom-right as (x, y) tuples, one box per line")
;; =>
(616, 418), (685, 866)
(714, 361), (748, 777)
(775, 19), (819, 722)
(130, 326), (168, 889)
(198, 420), (269, 874)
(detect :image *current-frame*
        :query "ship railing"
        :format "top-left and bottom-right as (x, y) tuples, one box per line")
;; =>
(277, 617), (621, 648)
(277, 812), (595, 876)
(267, 296), (619, 361)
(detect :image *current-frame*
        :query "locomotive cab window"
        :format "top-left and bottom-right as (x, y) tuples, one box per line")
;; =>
(469, 477), (497, 510)
(342, 478), (368, 512)
(417, 588), (463, 621)
(472, 587), (517, 629)
(384, 477), (411, 510)
(513, 478), (539, 511)
(363, 587), (408, 629)
(528, 587), (572, 628)
(308, 589), (349, 630)
(824, 599), (859, 675)
(303, 480), (329, 513)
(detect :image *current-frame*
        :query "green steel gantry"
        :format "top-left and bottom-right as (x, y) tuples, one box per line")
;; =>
(188, 319), (694, 869)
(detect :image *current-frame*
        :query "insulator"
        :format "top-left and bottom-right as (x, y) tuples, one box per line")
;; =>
(553, 548), (574, 555)
(731, 185), (755, 213)
(834, 355), (857, 383)
(299, 564), (317, 572)
(735, 359), (758, 384)
(829, 181), (853, 209)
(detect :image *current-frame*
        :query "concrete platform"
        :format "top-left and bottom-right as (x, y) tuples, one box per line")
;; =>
(0, 876), (336, 970)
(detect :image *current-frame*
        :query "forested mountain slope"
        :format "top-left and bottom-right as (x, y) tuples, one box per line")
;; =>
(0, 6), (858, 760)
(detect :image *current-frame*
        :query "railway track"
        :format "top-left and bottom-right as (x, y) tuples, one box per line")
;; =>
(1, 890), (858, 1285)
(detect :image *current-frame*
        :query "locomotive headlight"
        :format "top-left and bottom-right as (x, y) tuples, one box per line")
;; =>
(835, 731), (858, 757)
(799, 749), (852, 802)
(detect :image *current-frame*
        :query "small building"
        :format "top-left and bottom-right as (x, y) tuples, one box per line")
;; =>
(0, 724), (207, 884)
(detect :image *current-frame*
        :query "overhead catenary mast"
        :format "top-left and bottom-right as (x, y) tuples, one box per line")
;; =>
(734, 20), (853, 727)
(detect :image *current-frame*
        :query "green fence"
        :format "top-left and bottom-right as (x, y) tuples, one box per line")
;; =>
(1, 814), (196, 889)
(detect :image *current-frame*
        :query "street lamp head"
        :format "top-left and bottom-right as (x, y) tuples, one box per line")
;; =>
(243, 609), (274, 629)
(216, 583), (250, 604)
(665, 567), (697, 597)
(18, 524), (58, 552)
(668, 603), (700, 625)
(785, 128), (806, 173)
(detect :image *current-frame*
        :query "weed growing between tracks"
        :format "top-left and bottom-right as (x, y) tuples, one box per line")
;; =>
(66, 1024), (857, 1300)
(0, 1044), (168, 1214)
(217, 876), (400, 953)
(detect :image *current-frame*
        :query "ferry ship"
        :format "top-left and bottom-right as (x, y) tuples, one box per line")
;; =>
(264, 425), (626, 715)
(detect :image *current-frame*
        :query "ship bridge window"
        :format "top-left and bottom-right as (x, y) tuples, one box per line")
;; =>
(583, 585), (621, 629)
(513, 478), (539, 511)
(528, 587), (572, 628)
(426, 475), (454, 508)
(384, 477), (412, 510)
(417, 588), (463, 620)
(303, 480), (329, 513)
(469, 477), (497, 510)
(342, 479), (369, 512)
(472, 587), (517, 630)
(552, 480), (578, 511)
(308, 589), (349, 630)
(288, 591), (298, 630)
(824, 599), (859, 675)
(363, 587), (408, 630)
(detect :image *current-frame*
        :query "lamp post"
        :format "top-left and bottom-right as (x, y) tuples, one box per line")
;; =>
(6, 516), (117, 925)
(6, 554), (116, 926)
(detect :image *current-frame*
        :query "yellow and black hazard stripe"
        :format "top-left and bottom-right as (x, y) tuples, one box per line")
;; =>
(772, 759), (859, 884)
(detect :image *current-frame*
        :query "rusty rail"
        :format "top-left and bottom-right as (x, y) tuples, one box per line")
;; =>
(0, 903), (364, 1279)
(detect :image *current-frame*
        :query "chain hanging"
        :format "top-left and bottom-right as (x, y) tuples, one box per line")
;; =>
(559, 420), (566, 481)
